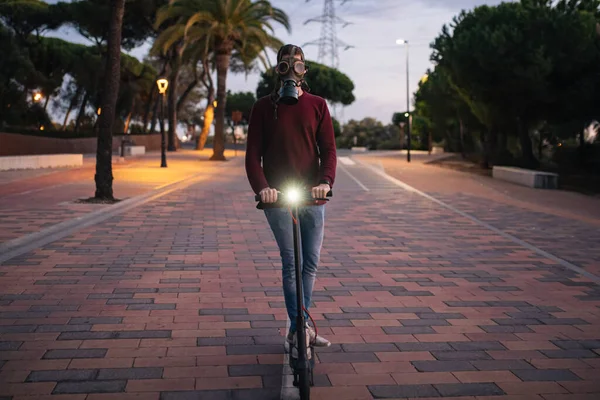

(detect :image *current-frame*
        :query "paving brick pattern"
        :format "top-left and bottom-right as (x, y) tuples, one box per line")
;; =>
(0, 166), (105, 243)
(0, 150), (220, 244)
(431, 192), (600, 280)
(0, 208), (97, 244)
(0, 155), (599, 399)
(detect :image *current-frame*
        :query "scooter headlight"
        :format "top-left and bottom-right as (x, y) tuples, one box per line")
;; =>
(286, 188), (301, 204)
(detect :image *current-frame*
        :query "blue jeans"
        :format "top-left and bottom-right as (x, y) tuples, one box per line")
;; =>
(264, 205), (325, 333)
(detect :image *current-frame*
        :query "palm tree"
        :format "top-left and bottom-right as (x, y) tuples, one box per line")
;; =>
(94, 0), (126, 200)
(157, 0), (290, 160)
(153, 12), (211, 150)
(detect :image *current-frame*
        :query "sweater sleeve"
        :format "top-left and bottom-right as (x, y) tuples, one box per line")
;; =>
(316, 99), (337, 187)
(245, 101), (270, 194)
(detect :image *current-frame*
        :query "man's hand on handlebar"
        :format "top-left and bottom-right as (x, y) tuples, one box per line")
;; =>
(311, 183), (330, 200)
(259, 187), (278, 203)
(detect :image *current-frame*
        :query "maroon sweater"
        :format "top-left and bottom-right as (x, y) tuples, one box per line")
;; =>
(245, 92), (337, 197)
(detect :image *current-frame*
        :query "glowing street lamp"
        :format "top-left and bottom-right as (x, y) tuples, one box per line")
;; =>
(396, 38), (411, 162)
(32, 92), (43, 102)
(156, 78), (169, 168)
(157, 78), (169, 95)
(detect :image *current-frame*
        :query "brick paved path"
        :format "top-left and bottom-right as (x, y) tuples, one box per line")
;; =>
(0, 150), (226, 243)
(423, 193), (600, 280)
(357, 152), (600, 292)
(0, 152), (599, 399)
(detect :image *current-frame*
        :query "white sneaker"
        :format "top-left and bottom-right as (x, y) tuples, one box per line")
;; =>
(306, 324), (331, 347)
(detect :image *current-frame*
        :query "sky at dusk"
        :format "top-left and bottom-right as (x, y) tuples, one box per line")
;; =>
(239, 0), (506, 124)
(45, 0), (508, 126)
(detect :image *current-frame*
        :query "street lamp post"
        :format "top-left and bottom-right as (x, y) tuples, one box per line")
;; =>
(156, 78), (169, 168)
(396, 39), (411, 162)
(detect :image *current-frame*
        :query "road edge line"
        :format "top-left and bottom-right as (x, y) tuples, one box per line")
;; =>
(353, 157), (600, 284)
(338, 162), (370, 192)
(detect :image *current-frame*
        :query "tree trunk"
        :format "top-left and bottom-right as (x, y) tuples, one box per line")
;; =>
(578, 122), (586, 168)
(459, 116), (466, 158)
(142, 88), (155, 133)
(427, 131), (432, 154)
(481, 128), (497, 169)
(167, 77), (178, 151)
(167, 49), (180, 151)
(74, 91), (89, 133)
(149, 95), (159, 133)
(62, 87), (82, 130)
(498, 132), (508, 152)
(488, 128), (498, 167)
(43, 95), (50, 111)
(176, 79), (198, 113)
(123, 97), (135, 134)
(196, 89), (214, 151)
(94, 0), (125, 200)
(210, 49), (231, 161)
(517, 119), (538, 168)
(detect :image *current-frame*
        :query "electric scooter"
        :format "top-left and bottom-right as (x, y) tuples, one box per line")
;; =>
(255, 187), (332, 400)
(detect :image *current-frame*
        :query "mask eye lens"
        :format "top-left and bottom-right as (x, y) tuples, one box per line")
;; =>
(277, 61), (289, 74)
(293, 62), (306, 75)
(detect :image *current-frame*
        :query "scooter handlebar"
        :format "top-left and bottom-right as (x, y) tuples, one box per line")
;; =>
(254, 189), (333, 202)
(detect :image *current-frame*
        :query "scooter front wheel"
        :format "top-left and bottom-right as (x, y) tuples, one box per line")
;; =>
(298, 368), (311, 400)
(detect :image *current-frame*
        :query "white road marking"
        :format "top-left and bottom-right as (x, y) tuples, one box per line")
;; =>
(338, 163), (370, 192)
(338, 156), (355, 166)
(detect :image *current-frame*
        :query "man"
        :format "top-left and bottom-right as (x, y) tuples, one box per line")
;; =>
(245, 44), (337, 348)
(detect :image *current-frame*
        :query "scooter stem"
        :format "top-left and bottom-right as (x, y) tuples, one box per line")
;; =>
(292, 205), (308, 370)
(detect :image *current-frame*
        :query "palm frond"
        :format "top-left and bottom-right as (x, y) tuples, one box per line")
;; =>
(151, 24), (185, 56)
(154, 4), (174, 29)
(184, 10), (216, 38)
(153, 0), (293, 103)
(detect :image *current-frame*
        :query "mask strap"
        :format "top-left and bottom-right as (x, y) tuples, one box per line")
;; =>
(270, 92), (279, 120)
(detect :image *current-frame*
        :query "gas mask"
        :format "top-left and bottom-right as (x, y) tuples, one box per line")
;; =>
(275, 55), (307, 105)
